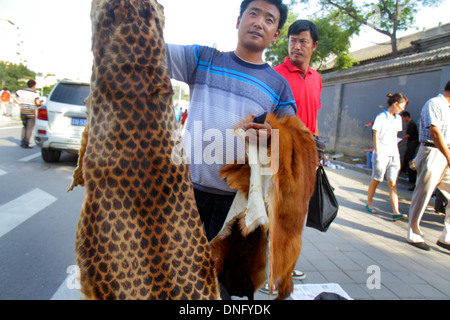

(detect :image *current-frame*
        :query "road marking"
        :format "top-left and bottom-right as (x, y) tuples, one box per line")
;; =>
(0, 169), (6, 177)
(19, 152), (41, 162)
(0, 188), (57, 238)
(51, 271), (82, 300)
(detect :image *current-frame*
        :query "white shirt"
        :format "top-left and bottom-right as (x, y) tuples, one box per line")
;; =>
(372, 110), (403, 157)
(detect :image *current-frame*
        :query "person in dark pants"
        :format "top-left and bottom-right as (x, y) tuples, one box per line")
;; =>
(273, 19), (322, 281)
(400, 111), (419, 190)
(194, 189), (236, 241)
(166, 0), (295, 241)
(15, 80), (41, 148)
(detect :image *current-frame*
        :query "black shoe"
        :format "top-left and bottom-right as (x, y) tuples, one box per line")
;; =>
(408, 242), (431, 251)
(436, 241), (450, 252)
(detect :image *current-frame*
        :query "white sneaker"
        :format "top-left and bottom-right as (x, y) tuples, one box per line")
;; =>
(292, 269), (306, 280)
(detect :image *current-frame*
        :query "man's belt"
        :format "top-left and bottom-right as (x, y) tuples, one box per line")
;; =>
(423, 141), (436, 147)
(422, 141), (450, 148)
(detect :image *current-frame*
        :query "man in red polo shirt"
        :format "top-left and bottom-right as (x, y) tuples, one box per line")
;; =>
(273, 20), (322, 283)
(274, 19), (322, 136)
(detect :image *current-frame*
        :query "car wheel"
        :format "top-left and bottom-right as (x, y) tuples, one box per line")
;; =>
(41, 148), (62, 163)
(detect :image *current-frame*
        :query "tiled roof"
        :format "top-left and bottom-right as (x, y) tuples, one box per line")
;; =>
(322, 45), (450, 84)
(350, 32), (422, 62)
(320, 23), (450, 71)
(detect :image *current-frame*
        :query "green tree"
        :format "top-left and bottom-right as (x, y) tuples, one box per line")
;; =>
(310, 16), (359, 70)
(291, 0), (443, 57)
(42, 84), (56, 96)
(0, 61), (36, 92)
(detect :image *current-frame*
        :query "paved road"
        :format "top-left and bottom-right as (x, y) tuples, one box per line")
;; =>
(0, 126), (83, 300)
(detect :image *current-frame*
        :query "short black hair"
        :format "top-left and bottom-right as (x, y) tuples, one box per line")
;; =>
(288, 20), (319, 43)
(445, 81), (450, 92)
(401, 111), (411, 118)
(27, 79), (36, 88)
(239, 0), (288, 31)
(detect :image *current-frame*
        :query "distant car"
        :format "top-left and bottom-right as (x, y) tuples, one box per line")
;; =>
(35, 80), (90, 162)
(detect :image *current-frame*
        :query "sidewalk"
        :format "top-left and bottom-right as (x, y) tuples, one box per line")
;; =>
(281, 163), (450, 300)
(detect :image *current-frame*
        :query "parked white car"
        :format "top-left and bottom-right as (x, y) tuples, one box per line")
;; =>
(35, 80), (90, 162)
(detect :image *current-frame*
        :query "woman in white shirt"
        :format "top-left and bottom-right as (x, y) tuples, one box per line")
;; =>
(366, 93), (408, 221)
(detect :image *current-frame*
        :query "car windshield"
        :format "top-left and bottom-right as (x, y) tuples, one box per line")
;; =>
(50, 83), (89, 106)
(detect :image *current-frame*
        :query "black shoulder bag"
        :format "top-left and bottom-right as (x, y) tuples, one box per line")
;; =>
(306, 166), (339, 232)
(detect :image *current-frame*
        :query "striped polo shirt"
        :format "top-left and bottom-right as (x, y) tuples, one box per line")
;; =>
(16, 87), (40, 115)
(166, 44), (297, 194)
(419, 93), (450, 145)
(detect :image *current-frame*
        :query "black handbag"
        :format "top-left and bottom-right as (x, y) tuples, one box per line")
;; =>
(306, 166), (339, 232)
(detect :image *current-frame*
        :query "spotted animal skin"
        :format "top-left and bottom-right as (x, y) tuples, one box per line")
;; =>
(69, 0), (219, 300)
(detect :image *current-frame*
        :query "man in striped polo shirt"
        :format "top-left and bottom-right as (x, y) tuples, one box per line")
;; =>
(166, 0), (296, 241)
(15, 79), (41, 148)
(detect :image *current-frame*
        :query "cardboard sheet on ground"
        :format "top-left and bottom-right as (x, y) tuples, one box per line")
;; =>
(291, 283), (353, 300)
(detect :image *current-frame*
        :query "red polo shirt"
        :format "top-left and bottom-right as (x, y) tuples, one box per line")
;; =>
(274, 57), (322, 134)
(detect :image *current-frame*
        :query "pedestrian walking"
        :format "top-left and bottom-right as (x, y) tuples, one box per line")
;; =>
(400, 111), (419, 190)
(0, 86), (11, 121)
(15, 80), (41, 148)
(366, 93), (408, 221)
(407, 81), (450, 252)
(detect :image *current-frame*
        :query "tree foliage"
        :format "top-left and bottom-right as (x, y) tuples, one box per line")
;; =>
(291, 0), (442, 57)
(0, 61), (36, 92)
(311, 16), (359, 70)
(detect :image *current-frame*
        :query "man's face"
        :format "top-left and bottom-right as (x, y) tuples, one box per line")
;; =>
(236, 0), (281, 53)
(288, 30), (318, 69)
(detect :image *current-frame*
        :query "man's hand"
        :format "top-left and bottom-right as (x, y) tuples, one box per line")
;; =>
(430, 125), (450, 167)
(243, 115), (272, 145)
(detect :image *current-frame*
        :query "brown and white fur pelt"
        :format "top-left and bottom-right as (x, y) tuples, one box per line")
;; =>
(210, 113), (317, 300)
